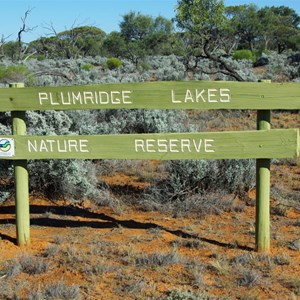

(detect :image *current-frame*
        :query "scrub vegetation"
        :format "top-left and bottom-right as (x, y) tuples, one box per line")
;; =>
(0, 0), (299, 299)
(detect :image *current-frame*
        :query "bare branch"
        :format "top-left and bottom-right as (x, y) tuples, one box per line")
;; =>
(42, 22), (58, 36)
(18, 7), (37, 44)
(17, 7), (37, 61)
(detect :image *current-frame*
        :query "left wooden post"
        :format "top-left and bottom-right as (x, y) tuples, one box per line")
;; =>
(10, 83), (30, 246)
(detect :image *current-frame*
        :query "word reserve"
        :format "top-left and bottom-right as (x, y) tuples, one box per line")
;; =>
(135, 138), (215, 153)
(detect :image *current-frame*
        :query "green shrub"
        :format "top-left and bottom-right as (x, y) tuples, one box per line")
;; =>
(0, 64), (30, 84)
(233, 50), (256, 62)
(81, 63), (94, 71)
(106, 57), (123, 70)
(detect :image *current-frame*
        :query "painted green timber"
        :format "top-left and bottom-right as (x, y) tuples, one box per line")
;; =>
(0, 129), (298, 160)
(256, 110), (271, 253)
(12, 110), (30, 246)
(0, 81), (299, 111)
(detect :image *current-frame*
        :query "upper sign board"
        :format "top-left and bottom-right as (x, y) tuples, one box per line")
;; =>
(0, 81), (299, 111)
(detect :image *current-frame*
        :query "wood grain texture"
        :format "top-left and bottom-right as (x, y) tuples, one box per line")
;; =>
(0, 81), (299, 111)
(1, 129), (298, 160)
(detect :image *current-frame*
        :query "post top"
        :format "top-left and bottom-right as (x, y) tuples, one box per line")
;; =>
(9, 82), (25, 88)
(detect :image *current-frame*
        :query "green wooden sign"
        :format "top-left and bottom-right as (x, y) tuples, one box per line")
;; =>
(1, 82), (299, 252)
(0, 81), (299, 111)
(0, 129), (298, 160)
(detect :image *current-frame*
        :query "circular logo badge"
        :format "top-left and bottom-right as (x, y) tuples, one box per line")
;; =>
(0, 139), (11, 152)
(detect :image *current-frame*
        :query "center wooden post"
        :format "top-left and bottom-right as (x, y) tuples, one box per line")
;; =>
(256, 110), (271, 252)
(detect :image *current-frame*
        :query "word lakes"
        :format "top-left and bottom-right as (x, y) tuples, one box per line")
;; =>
(171, 88), (231, 103)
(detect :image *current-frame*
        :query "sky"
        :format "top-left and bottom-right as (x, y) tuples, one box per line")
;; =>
(1, 0), (300, 43)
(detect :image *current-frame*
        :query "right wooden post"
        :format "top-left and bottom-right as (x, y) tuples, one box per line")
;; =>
(256, 110), (271, 253)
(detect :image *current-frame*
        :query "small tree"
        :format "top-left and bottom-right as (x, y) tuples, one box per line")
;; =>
(105, 12), (178, 66)
(174, 0), (245, 81)
(226, 4), (261, 52)
(34, 22), (105, 59)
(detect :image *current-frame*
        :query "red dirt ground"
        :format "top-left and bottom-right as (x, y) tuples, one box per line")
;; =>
(0, 162), (299, 299)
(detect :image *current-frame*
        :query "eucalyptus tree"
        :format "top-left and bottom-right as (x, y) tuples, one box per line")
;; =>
(226, 4), (261, 52)
(105, 11), (177, 65)
(174, 0), (245, 81)
(227, 5), (300, 53)
(30, 26), (106, 59)
(266, 6), (300, 53)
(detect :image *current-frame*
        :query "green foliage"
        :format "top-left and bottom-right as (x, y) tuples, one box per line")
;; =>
(105, 57), (123, 70)
(226, 4), (260, 52)
(1, 3), (299, 62)
(0, 64), (30, 84)
(175, 0), (246, 81)
(105, 12), (176, 64)
(227, 4), (300, 53)
(81, 63), (94, 71)
(175, 0), (226, 34)
(29, 26), (106, 59)
(233, 50), (256, 61)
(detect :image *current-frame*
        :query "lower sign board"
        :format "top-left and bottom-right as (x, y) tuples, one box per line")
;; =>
(0, 129), (298, 160)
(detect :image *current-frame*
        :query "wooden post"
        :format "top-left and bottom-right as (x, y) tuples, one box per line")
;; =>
(256, 110), (271, 253)
(10, 83), (30, 246)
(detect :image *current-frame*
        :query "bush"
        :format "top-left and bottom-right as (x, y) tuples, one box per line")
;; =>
(106, 57), (123, 70)
(81, 63), (94, 71)
(142, 159), (255, 213)
(25, 110), (100, 201)
(6, 253), (48, 277)
(42, 281), (81, 300)
(0, 118), (13, 203)
(92, 109), (190, 135)
(233, 50), (255, 62)
(0, 64), (31, 85)
(28, 159), (99, 201)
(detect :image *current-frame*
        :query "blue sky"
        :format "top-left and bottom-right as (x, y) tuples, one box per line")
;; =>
(1, 0), (300, 43)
